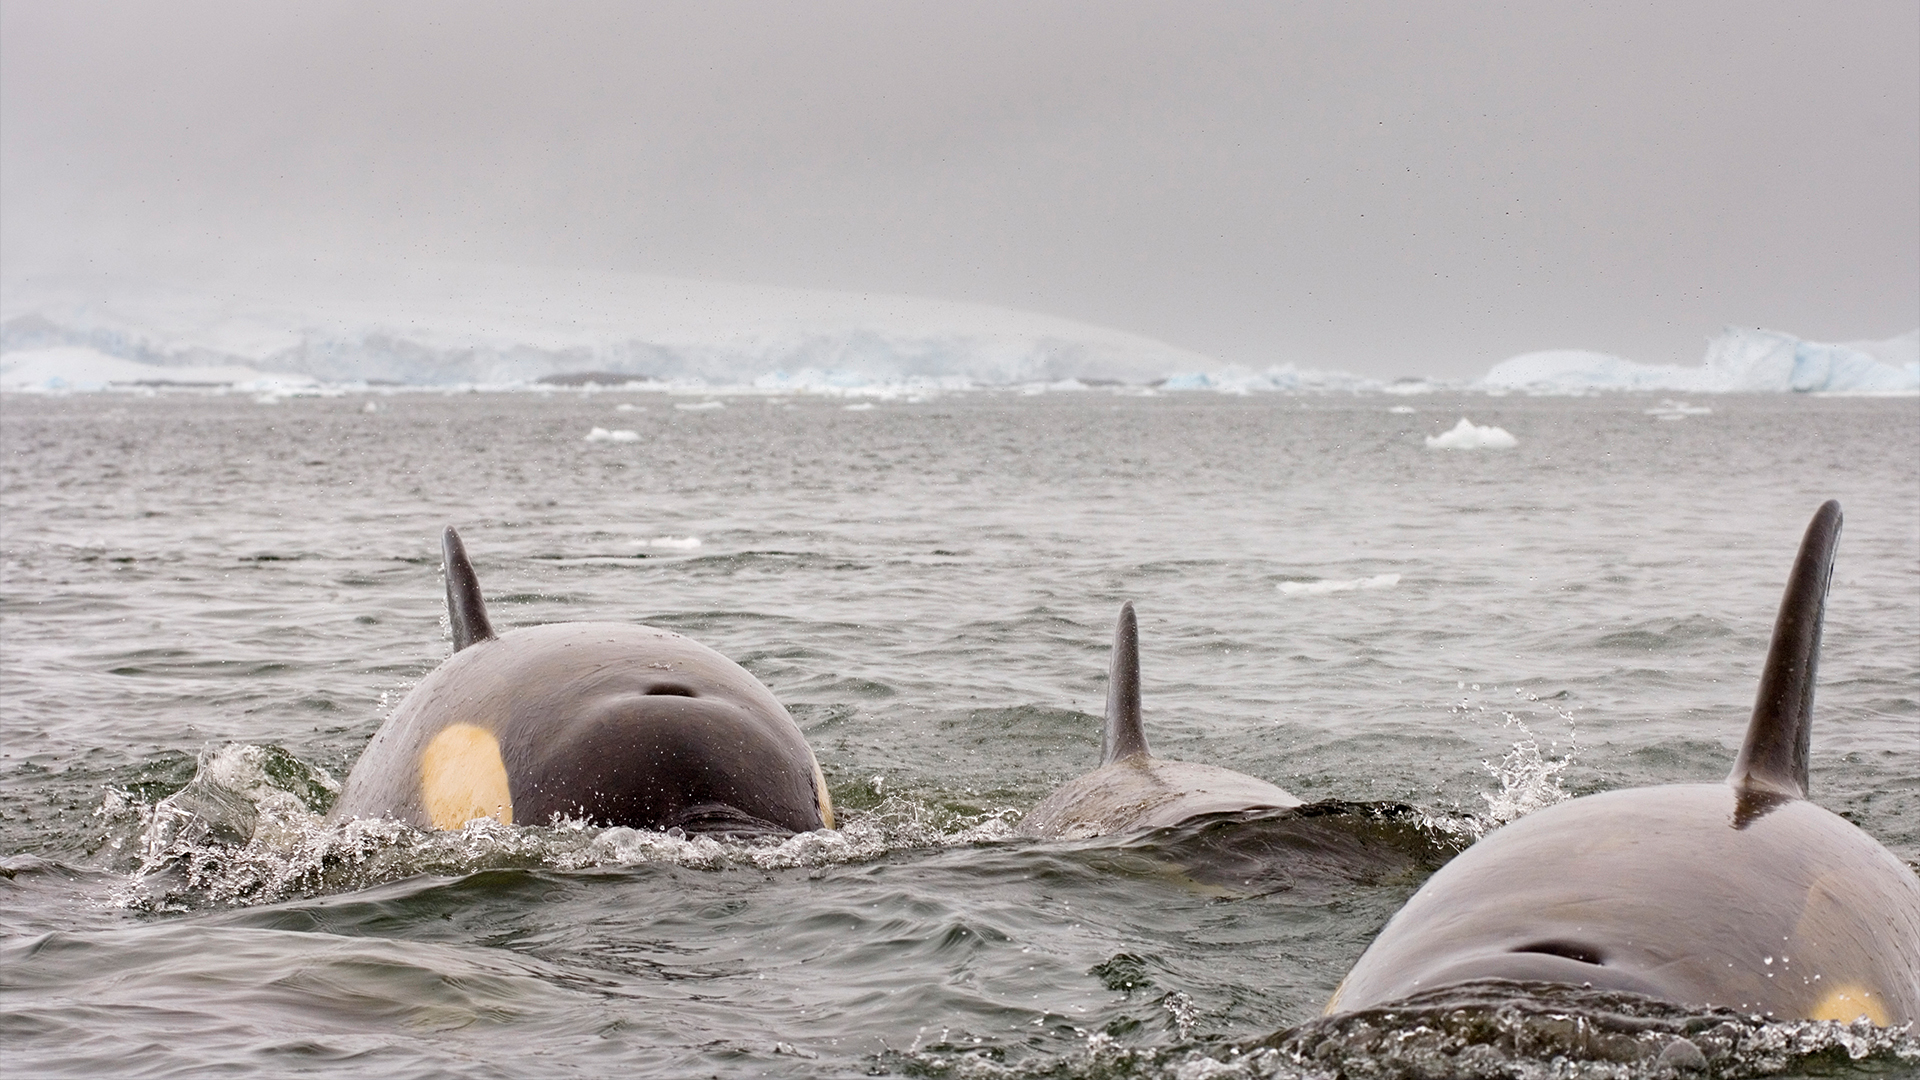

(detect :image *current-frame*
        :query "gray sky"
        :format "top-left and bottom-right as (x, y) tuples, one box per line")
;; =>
(3, 0), (1915, 378)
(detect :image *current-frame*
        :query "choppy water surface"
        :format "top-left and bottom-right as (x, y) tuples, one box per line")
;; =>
(2, 390), (1916, 1078)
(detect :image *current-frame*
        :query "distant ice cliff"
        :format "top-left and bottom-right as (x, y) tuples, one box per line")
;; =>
(1481, 327), (1918, 395)
(0, 262), (1269, 392)
(4, 261), (1913, 395)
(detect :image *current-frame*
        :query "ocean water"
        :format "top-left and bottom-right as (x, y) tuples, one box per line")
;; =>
(1, 390), (1915, 1078)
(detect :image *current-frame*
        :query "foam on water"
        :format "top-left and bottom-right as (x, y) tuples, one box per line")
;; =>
(98, 743), (1020, 912)
(892, 994), (1920, 1080)
(640, 535), (701, 550)
(1425, 417), (1518, 449)
(94, 701), (1579, 913)
(1275, 573), (1401, 596)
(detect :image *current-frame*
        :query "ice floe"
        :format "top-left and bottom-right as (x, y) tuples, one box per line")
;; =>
(1644, 399), (1712, 419)
(1425, 418), (1517, 449)
(1277, 573), (1402, 596)
(584, 427), (640, 442)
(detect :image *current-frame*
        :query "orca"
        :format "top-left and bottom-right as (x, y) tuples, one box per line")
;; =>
(1326, 501), (1920, 1024)
(329, 527), (833, 836)
(1018, 602), (1302, 838)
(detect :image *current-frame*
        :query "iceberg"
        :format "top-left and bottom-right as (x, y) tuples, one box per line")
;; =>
(1481, 328), (1919, 395)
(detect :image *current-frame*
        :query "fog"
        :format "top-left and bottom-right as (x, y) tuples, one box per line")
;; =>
(3, 0), (1915, 378)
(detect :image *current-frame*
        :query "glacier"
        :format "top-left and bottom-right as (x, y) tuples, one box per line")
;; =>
(0, 261), (1324, 393)
(0, 346), (318, 394)
(1481, 327), (1919, 395)
(4, 261), (1913, 396)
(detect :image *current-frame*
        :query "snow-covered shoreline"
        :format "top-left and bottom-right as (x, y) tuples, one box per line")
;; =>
(3, 263), (1914, 395)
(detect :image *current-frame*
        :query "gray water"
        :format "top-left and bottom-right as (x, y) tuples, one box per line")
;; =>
(1, 390), (1916, 1078)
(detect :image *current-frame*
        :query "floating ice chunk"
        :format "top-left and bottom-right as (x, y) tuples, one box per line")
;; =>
(614, 402), (644, 412)
(1277, 573), (1402, 596)
(843, 402), (876, 411)
(1644, 399), (1712, 420)
(641, 536), (701, 550)
(361, 401), (380, 413)
(1426, 418), (1517, 449)
(675, 400), (725, 411)
(584, 427), (640, 442)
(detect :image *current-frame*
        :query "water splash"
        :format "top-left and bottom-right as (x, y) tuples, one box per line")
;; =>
(1448, 685), (1580, 830)
(1260, 983), (1920, 1080)
(1160, 991), (1198, 1042)
(1478, 717), (1574, 827)
(100, 743), (1019, 911)
(887, 986), (1920, 1078)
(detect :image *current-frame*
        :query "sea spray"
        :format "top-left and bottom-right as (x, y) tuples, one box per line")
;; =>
(103, 745), (1020, 911)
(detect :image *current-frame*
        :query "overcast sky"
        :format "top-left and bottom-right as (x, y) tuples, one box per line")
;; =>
(3, 1), (1915, 377)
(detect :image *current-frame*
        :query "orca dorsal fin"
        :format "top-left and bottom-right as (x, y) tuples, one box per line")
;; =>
(1101, 602), (1149, 764)
(1728, 500), (1842, 800)
(442, 526), (496, 652)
